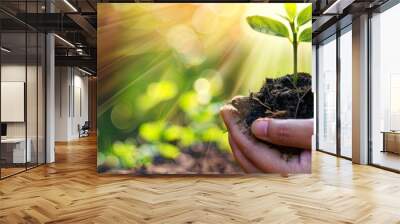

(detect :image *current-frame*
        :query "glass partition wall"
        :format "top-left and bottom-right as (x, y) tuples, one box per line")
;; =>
(339, 26), (352, 159)
(316, 25), (353, 159)
(0, 30), (27, 177)
(317, 35), (337, 155)
(370, 3), (400, 171)
(0, 2), (46, 179)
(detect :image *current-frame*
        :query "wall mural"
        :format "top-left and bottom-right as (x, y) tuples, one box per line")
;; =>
(97, 3), (312, 174)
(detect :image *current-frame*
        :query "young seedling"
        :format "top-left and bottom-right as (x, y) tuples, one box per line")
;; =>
(247, 4), (312, 84)
(230, 4), (313, 159)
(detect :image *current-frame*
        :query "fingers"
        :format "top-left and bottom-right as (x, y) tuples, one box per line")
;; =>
(298, 150), (312, 173)
(219, 105), (241, 132)
(229, 134), (261, 173)
(220, 106), (292, 173)
(220, 105), (311, 173)
(251, 118), (313, 150)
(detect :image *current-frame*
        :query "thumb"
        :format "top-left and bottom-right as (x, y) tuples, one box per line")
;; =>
(251, 118), (313, 150)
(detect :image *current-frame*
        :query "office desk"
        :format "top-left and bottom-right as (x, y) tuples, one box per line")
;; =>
(1, 138), (31, 163)
(381, 131), (400, 154)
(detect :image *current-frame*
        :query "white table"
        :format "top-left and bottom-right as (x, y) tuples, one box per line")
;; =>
(1, 138), (31, 163)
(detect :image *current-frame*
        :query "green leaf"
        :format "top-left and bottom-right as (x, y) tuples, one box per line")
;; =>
(284, 3), (297, 21)
(201, 126), (224, 142)
(147, 80), (177, 102)
(297, 5), (312, 27)
(164, 125), (183, 141)
(192, 106), (214, 123)
(104, 154), (120, 168)
(112, 141), (137, 168)
(179, 127), (196, 147)
(247, 16), (289, 38)
(179, 91), (199, 113)
(137, 144), (157, 166)
(139, 120), (166, 142)
(158, 143), (180, 159)
(299, 27), (312, 42)
(217, 132), (231, 152)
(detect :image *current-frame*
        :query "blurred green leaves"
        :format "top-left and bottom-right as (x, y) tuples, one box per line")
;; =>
(100, 92), (231, 170)
(103, 154), (120, 168)
(148, 80), (178, 101)
(202, 126), (224, 142)
(164, 125), (183, 141)
(139, 120), (166, 142)
(111, 102), (135, 130)
(137, 144), (157, 166)
(113, 141), (137, 168)
(179, 91), (199, 113)
(180, 127), (196, 147)
(158, 143), (180, 159)
(137, 80), (178, 111)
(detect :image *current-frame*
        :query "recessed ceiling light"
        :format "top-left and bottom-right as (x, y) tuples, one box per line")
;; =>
(78, 67), (93, 76)
(323, 0), (354, 15)
(1, 47), (11, 53)
(63, 0), (78, 12)
(54, 34), (75, 48)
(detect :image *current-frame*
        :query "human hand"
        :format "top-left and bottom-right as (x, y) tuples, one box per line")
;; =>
(220, 104), (313, 174)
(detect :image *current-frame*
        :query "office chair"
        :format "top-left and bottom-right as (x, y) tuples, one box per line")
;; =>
(79, 121), (90, 138)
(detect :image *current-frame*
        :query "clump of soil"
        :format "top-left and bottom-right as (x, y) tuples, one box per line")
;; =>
(98, 143), (243, 174)
(144, 144), (242, 174)
(231, 73), (313, 155)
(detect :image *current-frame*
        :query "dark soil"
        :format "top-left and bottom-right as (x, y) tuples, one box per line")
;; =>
(98, 143), (243, 174)
(141, 143), (243, 174)
(231, 73), (313, 154)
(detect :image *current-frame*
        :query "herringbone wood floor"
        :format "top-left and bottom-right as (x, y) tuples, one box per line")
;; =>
(1, 136), (400, 224)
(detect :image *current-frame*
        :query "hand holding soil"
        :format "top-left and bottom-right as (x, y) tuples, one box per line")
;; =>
(251, 118), (313, 150)
(220, 74), (314, 174)
(220, 105), (313, 174)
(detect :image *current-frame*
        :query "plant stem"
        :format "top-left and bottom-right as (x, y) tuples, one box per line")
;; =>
(293, 36), (298, 76)
(290, 21), (298, 85)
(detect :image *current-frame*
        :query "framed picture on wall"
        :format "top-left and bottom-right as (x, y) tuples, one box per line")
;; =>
(97, 3), (313, 175)
(1, 82), (25, 122)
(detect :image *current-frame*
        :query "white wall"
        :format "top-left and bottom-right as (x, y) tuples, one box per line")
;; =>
(1, 82), (25, 122)
(55, 67), (69, 141)
(1, 65), (26, 139)
(72, 73), (89, 138)
(1, 65), (26, 81)
(55, 67), (89, 141)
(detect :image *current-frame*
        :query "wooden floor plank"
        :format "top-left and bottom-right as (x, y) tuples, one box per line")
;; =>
(0, 136), (400, 223)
